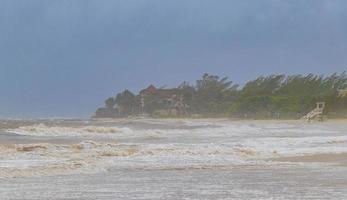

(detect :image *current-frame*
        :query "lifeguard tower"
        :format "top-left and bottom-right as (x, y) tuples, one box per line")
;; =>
(302, 102), (325, 122)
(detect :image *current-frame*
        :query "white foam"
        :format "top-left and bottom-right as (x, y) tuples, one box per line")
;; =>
(2, 120), (347, 178)
(7, 124), (134, 138)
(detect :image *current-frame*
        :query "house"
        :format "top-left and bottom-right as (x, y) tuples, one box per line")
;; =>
(140, 85), (188, 116)
(140, 85), (158, 95)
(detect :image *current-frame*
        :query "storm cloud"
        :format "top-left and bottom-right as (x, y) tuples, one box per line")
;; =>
(0, 0), (346, 117)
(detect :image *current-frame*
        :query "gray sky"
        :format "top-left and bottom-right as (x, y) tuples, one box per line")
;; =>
(0, 0), (346, 118)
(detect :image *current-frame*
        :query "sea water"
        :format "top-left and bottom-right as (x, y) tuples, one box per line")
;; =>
(0, 119), (346, 199)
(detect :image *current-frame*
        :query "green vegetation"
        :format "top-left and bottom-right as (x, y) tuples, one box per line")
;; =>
(94, 72), (347, 119)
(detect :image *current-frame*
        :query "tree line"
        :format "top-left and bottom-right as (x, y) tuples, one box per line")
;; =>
(95, 72), (347, 119)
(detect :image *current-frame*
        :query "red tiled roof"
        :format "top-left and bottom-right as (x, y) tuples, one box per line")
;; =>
(140, 85), (157, 95)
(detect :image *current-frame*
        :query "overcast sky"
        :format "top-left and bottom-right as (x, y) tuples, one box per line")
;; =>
(0, 0), (346, 118)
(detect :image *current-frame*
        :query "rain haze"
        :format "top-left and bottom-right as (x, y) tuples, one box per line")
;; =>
(2, 1), (347, 200)
(0, 0), (346, 117)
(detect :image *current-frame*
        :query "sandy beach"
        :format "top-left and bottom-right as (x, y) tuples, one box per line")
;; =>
(275, 153), (347, 166)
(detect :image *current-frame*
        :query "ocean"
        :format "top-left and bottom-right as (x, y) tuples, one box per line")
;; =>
(0, 118), (346, 199)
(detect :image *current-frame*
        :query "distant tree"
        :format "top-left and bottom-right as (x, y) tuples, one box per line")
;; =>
(96, 72), (347, 119)
(105, 97), (116, 109)
(234, 73), (347, 118)
(178, 81), (196, 106)
(115, 90), (137, 116)
(194, 73), (238, 114)
(241, 75), (285, 97)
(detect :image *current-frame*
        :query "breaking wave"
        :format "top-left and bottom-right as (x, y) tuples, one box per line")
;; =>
(0, 140), (266, 178)
(2, 120), (347, 178)
(7, 124), (134, 138)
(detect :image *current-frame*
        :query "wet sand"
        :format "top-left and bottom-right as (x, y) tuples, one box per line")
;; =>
(275, 153), (347, 167)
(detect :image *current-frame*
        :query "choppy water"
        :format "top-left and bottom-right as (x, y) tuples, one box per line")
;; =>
(0, 119), (346, 199)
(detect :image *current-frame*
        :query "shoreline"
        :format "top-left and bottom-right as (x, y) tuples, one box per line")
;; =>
(92, 117), (347, 124)
(274, 153), (347, 167)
